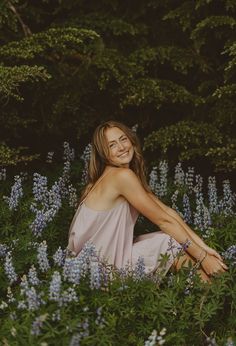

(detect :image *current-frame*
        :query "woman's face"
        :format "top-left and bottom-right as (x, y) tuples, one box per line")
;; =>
(105, 127), (134, 168)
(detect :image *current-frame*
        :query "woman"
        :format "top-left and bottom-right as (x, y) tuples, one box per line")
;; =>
(68, 120), (227, 282)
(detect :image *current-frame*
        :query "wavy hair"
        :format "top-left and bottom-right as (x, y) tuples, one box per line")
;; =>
(79, 120), (151, 203)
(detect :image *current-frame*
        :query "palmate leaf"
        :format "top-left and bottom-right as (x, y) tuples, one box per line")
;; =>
(0, 64), (50, 100)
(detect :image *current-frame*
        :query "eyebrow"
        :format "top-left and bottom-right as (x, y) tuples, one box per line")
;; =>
(108, 135), (126, 144)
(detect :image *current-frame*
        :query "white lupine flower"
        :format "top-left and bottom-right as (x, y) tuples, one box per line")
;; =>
(4, 252), (17, 284)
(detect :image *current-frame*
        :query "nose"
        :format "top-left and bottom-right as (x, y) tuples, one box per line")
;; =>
(117, 141), (125, 150)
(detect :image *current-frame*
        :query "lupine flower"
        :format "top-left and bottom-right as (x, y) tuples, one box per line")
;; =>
(46, 151), (54, 163)
(185, 166), (195, 193)
(80, 143), (92, 185)
(63, 257), (81, 284)
(149, 166), (159, 195)
(95, 307), (106, 328)
(222, 245), (236, 265)
(3, 175), (23, 211)
(53, 246), (66, 267)
(68, 184), (78, 208)
(0, 168), (6, 181)
(52, 309), (61, 321)
(131, 123), (138, 132)
(7, 287), (15, 303)
(31, 314), (48, 336)
(4, 252), (17, 284)
(37, 241), (50, 272)
(174, 162), (185, 187)
(171, 190), (181, 214)
(182, 193), (192, 223)
(61, 287), (78, 305)
(32, 173), (48, 204)
(0, 243), (8, 257)
(145, 328), (167, 346)
(158, 160), (168, 197)
(63, 141), (75, 163)
(208, 176), (219, 214)
(219, 180), (235, 216)
(25, 286), (42, 311)
(90, 259), (102, 289)
(49, 271), (62, 302)
(28, 265), (40, 286)
(133, 256), (146, 280)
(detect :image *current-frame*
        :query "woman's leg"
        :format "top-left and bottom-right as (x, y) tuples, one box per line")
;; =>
(172, 252), (210, 283)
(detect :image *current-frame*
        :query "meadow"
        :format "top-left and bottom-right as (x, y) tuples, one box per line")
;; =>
(0, 142), (236, 346)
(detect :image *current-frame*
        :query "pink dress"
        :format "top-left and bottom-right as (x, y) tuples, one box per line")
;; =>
(68, 170), (180, 275)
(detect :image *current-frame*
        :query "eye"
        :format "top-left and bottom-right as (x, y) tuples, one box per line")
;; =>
(122, 137), (127, 141)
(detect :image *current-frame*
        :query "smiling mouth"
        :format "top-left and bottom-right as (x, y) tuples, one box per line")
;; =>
(118, 151), (129, 157)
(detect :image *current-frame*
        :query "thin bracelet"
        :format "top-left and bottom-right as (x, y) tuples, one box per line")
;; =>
(197, 249), (205, 262)
(199, 251), (207, 265)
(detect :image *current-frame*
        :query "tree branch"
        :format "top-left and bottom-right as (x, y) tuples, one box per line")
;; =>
(7, 0), (32, 37)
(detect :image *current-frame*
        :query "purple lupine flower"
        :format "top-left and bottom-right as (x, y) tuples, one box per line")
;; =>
(49, 271), (62, 302)
(63, 141), (75, 162)
(95, 307), (106, 328)
(30, 209), (48, 237)
(31, 314), (48, 336)
(25, 286), (42, 311)
(32, 173), (48, 204)
(149, 166), (159, 195)
(133, 256), (146, 280)
(3, 175), (23, 211)
(0, 168), (6, 181)
(28, 265), (40, 286)
(37, 241), (50, 272)
(158, 160), (168, 197)
(63, 257), (81, 284)
(185, 166), (195, 194)
(219, 180), (235, 216)
(182, 193), (192, 223)
(222, 245), (236, 265)
(77, 242), (99, 277)
(174, 162), (185, 188)
(90, 260), (102, 289)
(171, 190), (181, 214)
(208, 176), (219, 214)
(68, 184), (77, 208)
(53, 246), (66, 267)
(0, 243), (8, 258)
(80, 143), (92, 185)
(4, 252), (17, 284)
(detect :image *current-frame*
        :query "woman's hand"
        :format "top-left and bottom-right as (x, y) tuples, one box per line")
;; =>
(200, 243), (223, 261)
(200, 253), (228, 276)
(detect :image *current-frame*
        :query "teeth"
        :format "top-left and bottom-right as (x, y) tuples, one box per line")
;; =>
(119, 152), (128, 157)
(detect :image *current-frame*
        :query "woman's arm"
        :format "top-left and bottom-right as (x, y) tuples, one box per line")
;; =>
(147, 192), (222, 260)
(114, 168), (227, 275)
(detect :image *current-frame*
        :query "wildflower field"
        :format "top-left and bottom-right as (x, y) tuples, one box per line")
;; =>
(0, 143), (236, 346)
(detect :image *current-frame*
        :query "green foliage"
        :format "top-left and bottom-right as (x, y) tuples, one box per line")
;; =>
(0, 142), (40, 166)
(0, 64), (50, 100)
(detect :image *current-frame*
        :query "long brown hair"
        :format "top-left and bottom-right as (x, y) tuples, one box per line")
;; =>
(79, 120), (152, 203)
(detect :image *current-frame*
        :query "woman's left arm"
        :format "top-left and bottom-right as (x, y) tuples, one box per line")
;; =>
(148, 192), (223, 261)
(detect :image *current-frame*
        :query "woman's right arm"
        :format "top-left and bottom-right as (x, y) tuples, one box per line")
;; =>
(114, 168), (227, 276)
